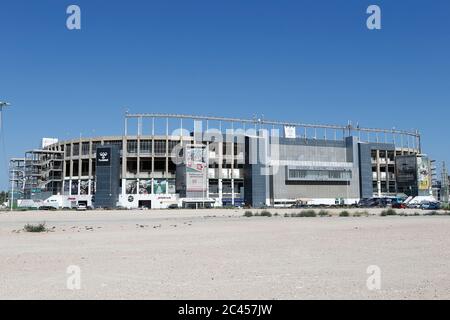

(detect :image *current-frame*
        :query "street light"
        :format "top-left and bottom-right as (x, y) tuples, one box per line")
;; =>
(0, 101), (11, 127)
(0, 101), (12, 209)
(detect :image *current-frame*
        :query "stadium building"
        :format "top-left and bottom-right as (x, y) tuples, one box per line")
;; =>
(9, 113), (432, 209)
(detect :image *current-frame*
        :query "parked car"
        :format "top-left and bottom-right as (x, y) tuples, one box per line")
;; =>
(407, 202), (422, 209)
(420, 202), (441, 210)
(358, 198), (389, 208)
(76, 203), (87, 211)
(38, 205), (57, 211)
(168, 204), (179, 209)
(392, 202), (406, 209)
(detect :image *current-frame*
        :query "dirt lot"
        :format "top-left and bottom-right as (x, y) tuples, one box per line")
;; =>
(1, 208), (449, 300)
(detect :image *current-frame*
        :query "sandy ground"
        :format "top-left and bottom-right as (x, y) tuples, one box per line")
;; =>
(1, 208), (450, 300)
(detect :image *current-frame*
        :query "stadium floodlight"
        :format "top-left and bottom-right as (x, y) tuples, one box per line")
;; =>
(0, 101), (11, 106)
(0, 101), (12, 209)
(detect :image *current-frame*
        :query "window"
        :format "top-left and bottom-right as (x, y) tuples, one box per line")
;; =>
(288, 169), (352, 181)
(168, 140), (179, 155)
(140, 140), (152, 154)
(72, 160), (79, 177)
(154, 157), (166, 172)
(140, 158), (152, 173)
(92, 141), (101, 155)
(126, 158), (137, 174)
(105, 140), (123, 150)
(65, 161), (70, 177)
(73, 143), (80, 156)
(81, 159), (89, 176)
(154, 140), (166, 155)
(127, 140), (137, 154)
(81, 142), (90, 155)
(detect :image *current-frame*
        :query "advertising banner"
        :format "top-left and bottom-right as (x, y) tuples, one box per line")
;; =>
(153, 179), (167, 194)
(417, 156), (431, 191)
(185, 147), (207, 193)
(80, 180), (89, 195)
(126, 179), (137, 194)
(139, 179), (152, 194)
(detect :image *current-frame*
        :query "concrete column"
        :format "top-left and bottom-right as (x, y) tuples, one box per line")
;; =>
(231, 178), (235, 206)
(137, 137), (141, 178)
(151, 118), (155, 183)
(385, 150), (389, 194)
(376, 150), (381, 197)
(122, 137), (127, 195)
(218, 139), (223, 203)
(165, 118), (169, 190)
(88, 140), (93, 179)
(78, 139), (82, 178)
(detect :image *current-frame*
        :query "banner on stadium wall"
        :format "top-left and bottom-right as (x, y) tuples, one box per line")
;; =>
(417, 156), (431, 191)
(284, 126), (296, 139)
(185, 147), (208, 193)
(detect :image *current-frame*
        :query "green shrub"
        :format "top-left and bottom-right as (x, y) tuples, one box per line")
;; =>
(260, 210), (272, 217)
(425, 211), (439, 216)
(339, 211), (350, 217)
(381, 209), (397, 216)
(353, 211), (368, 217)
(318, 210), (330, 217)
(284, 213), (289, 217)
(299, 210), (316, 217)
(273, 213), (279, 217)
(23, 223), (47, 233)
(244, 211), (253, 217)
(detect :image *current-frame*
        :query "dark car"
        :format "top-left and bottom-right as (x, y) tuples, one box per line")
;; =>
(38, 205), (57, 211)
(420, 202), (441, 210)
(392, 202), (406, 209)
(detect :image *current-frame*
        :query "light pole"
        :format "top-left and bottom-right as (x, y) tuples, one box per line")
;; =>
(0, 101), (11, 130)
(0, 101), (12, 210)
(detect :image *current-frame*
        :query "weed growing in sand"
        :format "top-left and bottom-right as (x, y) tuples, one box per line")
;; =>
(381, 209), (397, 216)
(298, 210), (317, 217)
(339, 211), (350, 217)
(244, 211), (253, 217)
(23, 223), (47, 233)
(260, 210), (272, 217)
(318, 210), (330, 217)
(353, 211), (368, 217)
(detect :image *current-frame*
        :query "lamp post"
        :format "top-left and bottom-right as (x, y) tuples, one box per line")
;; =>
(0, 101), (11, 135)
(0, 101), (12, 209)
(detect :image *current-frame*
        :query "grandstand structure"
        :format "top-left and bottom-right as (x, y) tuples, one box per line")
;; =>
(9, 113), (428, 209)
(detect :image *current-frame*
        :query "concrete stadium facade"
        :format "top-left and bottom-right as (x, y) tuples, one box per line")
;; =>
(9, 113), (427, 209)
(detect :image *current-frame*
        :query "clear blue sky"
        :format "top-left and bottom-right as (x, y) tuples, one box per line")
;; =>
(1, 0), (449, 189)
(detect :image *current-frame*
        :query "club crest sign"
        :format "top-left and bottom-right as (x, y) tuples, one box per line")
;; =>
(96, 148), (111, 166)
